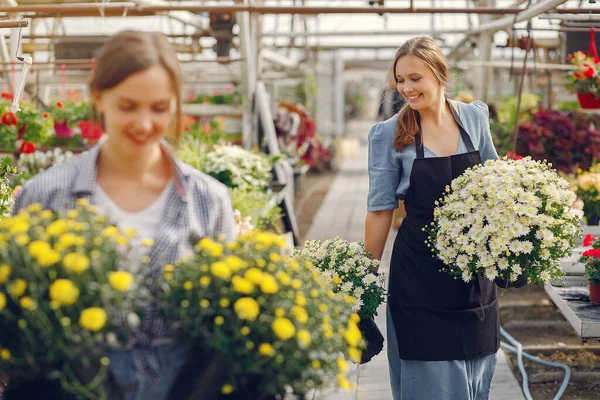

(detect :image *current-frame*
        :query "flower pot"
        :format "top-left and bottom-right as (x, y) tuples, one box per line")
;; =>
(589, 282), (600, 304)
(54, 121), (74, 138)
(78, 120), (103, 141)
(358, 317), (385, 364)
(588, 214), (600, 226)
(577, 92), (600, 109)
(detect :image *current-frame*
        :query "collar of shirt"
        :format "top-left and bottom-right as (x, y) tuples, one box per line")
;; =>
(71, 137), (189, 201)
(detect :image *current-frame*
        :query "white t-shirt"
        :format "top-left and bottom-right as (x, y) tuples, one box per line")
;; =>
(93, 181), (172, 273)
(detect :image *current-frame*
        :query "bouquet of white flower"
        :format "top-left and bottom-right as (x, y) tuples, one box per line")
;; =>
(17, 148), (74, 181)
(204, 144), (274, 190)
(293, 237), (386, 320)
(426, 156), (582, 286)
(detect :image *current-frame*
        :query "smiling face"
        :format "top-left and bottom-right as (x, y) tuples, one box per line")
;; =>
(93, 65), (175, 154)
(394, 54), (444, 111)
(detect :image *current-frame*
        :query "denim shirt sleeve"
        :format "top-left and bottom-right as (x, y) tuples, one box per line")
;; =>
(471, 100), (499, 162)
(367, 121), (401, 212)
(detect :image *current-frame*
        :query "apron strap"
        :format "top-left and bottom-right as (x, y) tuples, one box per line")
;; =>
(415, 112), (425, 159)
(447, 99), (476, 153)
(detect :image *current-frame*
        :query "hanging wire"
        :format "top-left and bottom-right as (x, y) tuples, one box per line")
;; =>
(13, 16), (25, 62)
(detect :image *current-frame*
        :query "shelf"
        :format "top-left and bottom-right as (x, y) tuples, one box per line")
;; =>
(182, 103), (243, 117)
(545, 280), (600, 340)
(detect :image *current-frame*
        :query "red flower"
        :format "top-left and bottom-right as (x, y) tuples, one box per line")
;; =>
(225, 85), (234, 93)
(505, 151), (523, 160)
(583, 248), (598, 257)
(574, 72), (585, 80)
(584, 234), (595, 247)
(1, 92), (13, 100)
(1, 112), (17, 126)
(584, 66), (596, 78)
(56, 101), (64, 108)
(213, 89), (221, 96)
(19, 141), (35, 154)
(42, 112), (49, 118)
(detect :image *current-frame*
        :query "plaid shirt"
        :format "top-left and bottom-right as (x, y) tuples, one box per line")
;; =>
(13, 140), (236, 383)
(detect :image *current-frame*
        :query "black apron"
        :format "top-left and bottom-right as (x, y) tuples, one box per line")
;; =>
(388, 101), (499, 361)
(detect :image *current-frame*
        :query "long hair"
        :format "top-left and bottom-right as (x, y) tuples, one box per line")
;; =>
(89, 30), (184, 145)
(391, 37), (449, 152)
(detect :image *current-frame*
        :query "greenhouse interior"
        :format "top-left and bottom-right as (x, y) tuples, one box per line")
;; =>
(1, 1), (600, 399)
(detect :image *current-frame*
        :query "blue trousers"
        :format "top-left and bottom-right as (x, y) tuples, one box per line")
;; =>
(386, 306), (497, 400)
(106, 341), (191, 400)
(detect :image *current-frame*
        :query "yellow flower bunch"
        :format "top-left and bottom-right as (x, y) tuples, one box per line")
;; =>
(159, 230), (364, 398)
(0, 199), (146, 398)
(571, 164), (600, 222)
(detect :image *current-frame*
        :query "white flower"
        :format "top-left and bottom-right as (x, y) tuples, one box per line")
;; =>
(341, 282), (354, 293)
(362, 274), (377, 286)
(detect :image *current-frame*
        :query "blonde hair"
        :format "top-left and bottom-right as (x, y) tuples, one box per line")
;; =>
(392, 37), (449, 152)
(89, 30), (184, 144)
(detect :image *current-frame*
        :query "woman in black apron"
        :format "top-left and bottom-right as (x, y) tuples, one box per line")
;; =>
(365, 37), (501, 400)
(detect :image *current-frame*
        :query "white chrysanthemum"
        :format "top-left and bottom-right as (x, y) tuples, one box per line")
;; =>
(362, 274), (377, 286)
(341, 282), (354, 293)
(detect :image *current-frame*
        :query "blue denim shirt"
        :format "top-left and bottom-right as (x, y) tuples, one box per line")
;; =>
(367, 100), (499, 212)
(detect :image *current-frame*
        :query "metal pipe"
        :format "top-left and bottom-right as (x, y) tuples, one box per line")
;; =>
(540, 14), (600, 21)
(446, 0), (569, 59)
(0, 20), (28, 29)
(260, 27), (564, 37)
(0, 3), (597, 16)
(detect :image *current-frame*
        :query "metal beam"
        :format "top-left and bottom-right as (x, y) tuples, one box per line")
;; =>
(446, 0), (569, 59)
(0, 3), (597, 16)
(0, 19), (28, 28)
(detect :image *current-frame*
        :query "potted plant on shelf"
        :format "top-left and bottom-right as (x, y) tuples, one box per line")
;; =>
(565, 51), (600, 109)
(581, 234), (600, 304)
(0, 99), (53, 154)
(572, 165), (600, 225)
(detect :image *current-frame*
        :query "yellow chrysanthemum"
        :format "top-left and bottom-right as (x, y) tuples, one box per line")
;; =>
(15, 233), (30, 246)
(0, 293), (6, 310)
(240, 326), (251, 336)
(28, 240), (51, 259)
(244, 268), (264, 285)
(275, 308), (285, 317)
(67, 209), (79, 219)
(0, 349), (11, 360)
(8, 279), (27, 297)
(0, 264), (11, 284)
(39, 210), (54, 220)
(63, 253), (90, 274)
(49, 279), (80, 306)
(310, 289), (319, 298)
(233, 297), (260, 321)
(295, 292), (307, 307)
(26, 203), (42, 213)
(337, 374), (352, 390)
(101, 226), (119, 238)
(337, 357), (348, 372)
(271, 317), (296, 340)
(211, 261), (231, 280)
(348, 347), (362, 363)
(199, 276), (211, 287)
(20, 296), (35, 310)
(260, 274), (279, 294)
(141, 238), (154, 247)
(276, 271), (291, 286)
(224, 255), (247, 272)
(350, 313), (360, 323)
(124, 227), (136, 238)
(199, 237), (224, 257)
(46, 220), (68, 236)
(214, 316), (225, 325)
(343, 320), (362, 347)
(231, 276), (254, 294)
(118, 236), (128, 245)
(37, 250), (61, 268)
(297, 330), (311, 347)
(109, 271), (135, 292)
(269, 252), (281, 263)
(311, 360), (321, 369)
(258, 343), (274, 356)
(221, 384), (233, 395)
(79, 307), (107, 332)
(183, 281), (194, 291)
(200, 299), (210, 308)
(219, 298), (230, 308)
(292, 279), (302, 290)
(291, 306), (309, 324)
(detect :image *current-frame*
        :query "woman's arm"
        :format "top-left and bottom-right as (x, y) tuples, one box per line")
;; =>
(365, 210), (394, 264)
